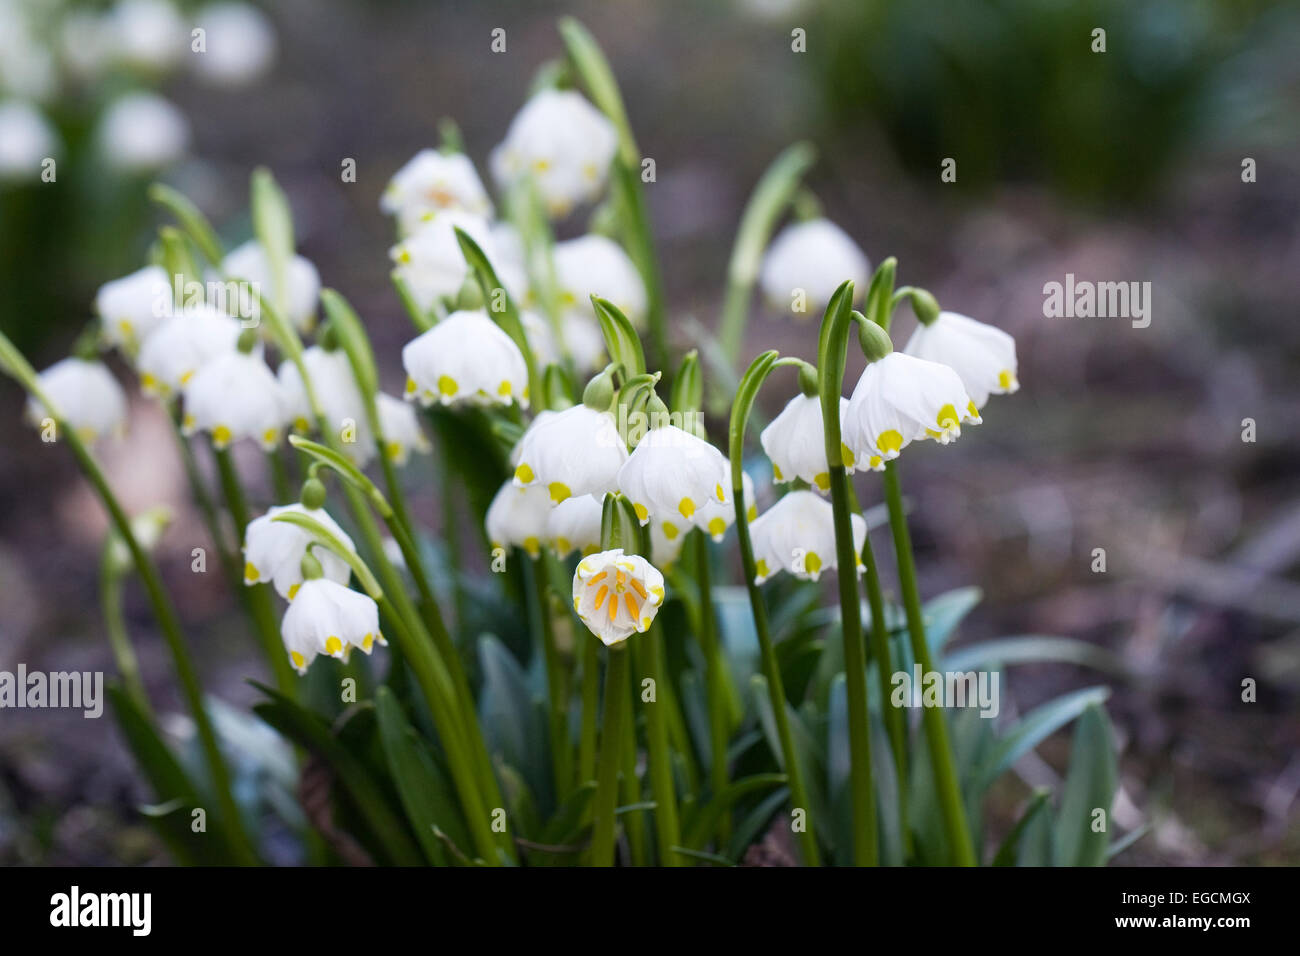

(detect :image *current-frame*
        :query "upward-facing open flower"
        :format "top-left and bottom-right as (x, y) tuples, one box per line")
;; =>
(547, 494), (604, 558)
(26, 357), (127, 442)
(842, 351), (980, 471)
(95, 264), (172, 351)
(689, 470), (756, 542)
(381, 149), (493, 232)
(402, 309), (528, 408)
(572, 549), (665, 646)
(618, 424), (729, 526)
(222, 239), (321, 333)
(749, 490), (866, 584)
(376, 393), (431, 465)
(761, 393), (852, 492)
(552, 235), (647, 328)
(277, 345), (371, 459)
(490, 88), (618, 218)
(136, 304), (242, 398)
(903, 310), (1018, 409)
(244, 501), (356, 600)
(486, 480), (552, 559)
(512, 403), (627, 504)
(280, 574), (385, 675)
(182, 340), (288, 449)
(760, 218), (869, 318)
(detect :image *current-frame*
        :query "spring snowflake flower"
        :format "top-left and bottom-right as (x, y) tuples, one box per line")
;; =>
(181, 344), (288, 450)
(649, 518), (687, 569)
(95, 264), (173, 352)
(689, 470), (756, 542)
(381, 149), (493, 232)
(761, 393), (852, 492)
(749, 490), (866, 584)
(26, 358), (127, 443)
(842, 351), (980, 471)
(222, 239), (321, 333)
(553, 235), (647, 328)
(618, 424), (730, 526)
(136, 304), (242, 398)
(376, 393), (431, 465)
(192, 3), (277, 88)
(490, 88), (618, 218)
(402, 309), (528, 408)
(244, 502), (356, 600)
(903, 310), (1019, 409)
(760, 218), (869, 318)
(280, 577), (385, 675)
(97, 92), (190, 172)
(0, 100), (59, 182)
(107, 0), (187, 73)
(486, 481), (552, 558)
(277, 345), (371, 458)
(547, 494), (603, 558)
(512, 403), (627, 504)
(572, 549), (666, 646)
(389, 209), (495, 313)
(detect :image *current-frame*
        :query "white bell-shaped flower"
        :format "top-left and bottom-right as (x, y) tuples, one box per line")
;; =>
(377, 393), (431, 466)
(136, 304), (242, 398)
(402, 309), (528, 408)
(381, 149), (493, 232)
(842, 351), (980, 471)
(389, 210), (494, 314)
(553, 235), (647, 328)
(244, 501), (356, 600)
(97, 92), (190, 172)
(572, 549), (665, 646)
(277, 346), (371, 459)
(95, 264), (173, 352)
(0, 101), (60, 182)
(280, 576), (385, 675)
(486, 480), (552, 559)
(222, 239), (321, 333)
(547, 494), (604, 558)
(191, 3), (277, 88)
(749, 490), (866, 584)
(691, 470), (757, 542)
(618, 424), (730, 526)
(490, 88), (618, 218)
(760, 393), (853, 492)
(181, 347), (288, 449)
(903, 310), (1018, 409)
(760, 218), (869, 318)
(26, 357), (127, 443)
(512, 403), (627, 504)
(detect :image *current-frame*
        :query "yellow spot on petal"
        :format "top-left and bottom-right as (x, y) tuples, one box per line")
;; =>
(773, 463), (784, 480)
(755, 558), (770, 579)
(212, 424), (233, 446)
(662, 521), (678, 540)
(548, 481), (571, 504)
(182, 412), (196, 430)
(293, 417), (310, 433)
(363, 634), (374, 651)
(967, 400), (980, 418)
(437, 375), (458, 397)
(386, 440), (403, 461)
(876, 429), (903, 454)
(840, 442), (856, 467)
(397, 248), (412, 264)
(678, 497), (696, 519)
(869, 455), (883, 469)
(405, 376), (417, 394)
(244, 561), (259, 583)
(814, 472), (830, 490)
(523, 536), (541, 556)
(179, 369), (195, 385)
(515, 462), (535, 484)
(936, 403), (958, 429)
(262, 427), (279, 446)
(707, 517), (727, 539)
(998, 370), (1013, 390)
(555, 536), (571, 554)
(532, 158), (551, 173)
(747, 504), (758, 522)
(804, 551), (822, 574)
(287, 583), (301, 600)
(715, 483), (726, 502)
(291, 651), (306, 670)
(325, 636), (343, 656)
(633, 502), (649, 522)
(498, 379), (513, 397)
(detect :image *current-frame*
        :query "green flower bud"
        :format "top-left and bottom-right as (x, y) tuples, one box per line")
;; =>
(582, 368), (616, 411)
(857, 314), (894, 363)
(300, 477), (327, 510)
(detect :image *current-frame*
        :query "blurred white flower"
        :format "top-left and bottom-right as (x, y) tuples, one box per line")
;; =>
(760, 218), (869, 318)
(98, 92), (190, 172)
(59, 11), (114, 81)
(547, 493), (603, 558)
(192, 2), (277, 88)
(26, 357), (127, 443)
(0, 100), (57, 181)
(520, 309), (560, 367)
(486, 480), (552, 559)
(553, 234), (646, 328)
(107, 0), (187, 72)
(382, 149), (493, 232)
(749, 490), (865, 584)
(0, 5), (57, 100)
(244, 502), (355, 600)
(760, 393), (851, 492)
(572, 549), (665, 645)
(376, 392), (431, 465)
(181, 348), (288, 449)
(903, 311), (1019, 409)
(618, 424), (729, 525)
(561, 312), (607, 372)
(222, 239), (320, 332)
(389, 210), (494, 314)
(95, 264), (173, 351)
(512, 403), (627, 504)
(136, 303), (242, 398)
(280, 577), (384, 674)
(402, 309), (528, 408)
(277, 345), (371, 459)
(490, 88), (618, 218)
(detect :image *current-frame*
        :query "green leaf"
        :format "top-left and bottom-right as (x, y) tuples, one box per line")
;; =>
(975, 686), (1111, 792)
(921, 586), (983, 655)
(270, 508), (384, 600)
(724, 786), (790, 863)
(1106, 823), (1150, 861)
(681, 773), (787, 850)
(321, 289), (380, 403)
(670, 349), (702, 415)
(1054, 704), (1118, 867)
(942, 635), (1127, 675)
(591, 295), (645, 377)
(558, 17), (639, 167)
(250, 167), (295, 318)
(991, 788), (1051, 866)
(454, 226), (540, 402)
(148, 183), (225, 266)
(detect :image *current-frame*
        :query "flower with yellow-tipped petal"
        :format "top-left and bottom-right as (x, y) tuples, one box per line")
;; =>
(95, 264), (172, 352)
(547, 493), (604, 558)
(181, 344), (289, 450)
(903, 310), (1018, 409)
(377, 393), (431, 466)
(402, 309), (528, 409)
(280, 575), (385, 675)
(572, 549), (665, 646)
(760, 393), (853, 492)
(223, 238), (321, 332)
(388, 210), (495, 314)
(243, 502), (356, 600)
(748, 490), (866, 584)
(277, 344), (372, 460)
(512, 403), (627, 504)
(486, 480), (552, 559)
(618, 423), (729, 527)
(691, 470), (756, 542)
(26, 357), (128, 443)
(760, 218), (869, 318)
(381, 149), (494, 233)
(136, 304), (242, 399)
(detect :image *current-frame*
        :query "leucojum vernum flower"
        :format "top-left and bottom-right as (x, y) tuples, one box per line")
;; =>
(0, 18), (1132, 874)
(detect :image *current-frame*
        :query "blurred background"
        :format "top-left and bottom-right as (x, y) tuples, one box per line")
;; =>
(1, 0), (1298, 864)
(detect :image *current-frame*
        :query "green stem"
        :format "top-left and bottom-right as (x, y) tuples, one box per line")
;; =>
(882, 460), (977, 866)
(99, 552), (152, 721)
(267, 447), (291, 502)
(577, 633), (600, 785)
(590, 643), (630, 866)
(636, 629), (683, 865)
(692, 530), (733, 842)
(619, 670), (647, 866)
(532, 557), (572, 801)
(169, 410), (240, 591)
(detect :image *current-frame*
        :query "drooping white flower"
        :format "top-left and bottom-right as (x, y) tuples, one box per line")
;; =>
(0, 100), (59, 182)
(376, 393), (431, 465)
(512, 403), (627, 504)
(26, 358), (127, 443)
(381, 149), (493, 232)
(572, 549), (665, 645)
(222, 239), (321, 333)
(136, 304), (242, 398)
(903, 310), (1019, 409)
(280, 577), (384, 674)
(760, 393), (854, 492)
(842, 351), (980, 471)
(547, 494), (604, 558)
(760, 218), (869, 318)
(553, 235), (647, 328)
(486, 480), (552, 559)
(244, 502), (356, 600)
(181, 348), (288, 449)
(691, 470), (757, 542)
(277, 346), (371, 458)
(490, 89), (618, 218)
(191, 3), (277, 88)
(618, 424), (730, 526)
(402, 309), (528, 408)
(95, 264), (173, 351)
(389, 209), (495, 314)
(749, 490), (865, 584)
(106, 0), (187, 73)
(649, 518), (687, 569)
(97, 92), (190, 172)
